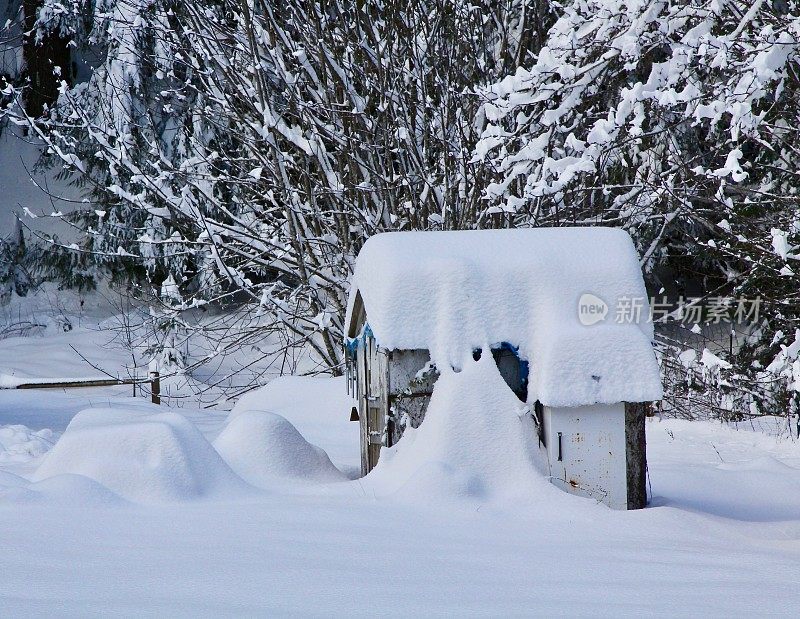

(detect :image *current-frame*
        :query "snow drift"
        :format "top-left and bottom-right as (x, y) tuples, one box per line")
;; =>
(365, 354), (554, 502)
(214, 410), (346, 487)
(0, 424), (56, 463)
(229, 376), (358, 475)
(0, 471), (124, 505)
(31, 408), (248, 502)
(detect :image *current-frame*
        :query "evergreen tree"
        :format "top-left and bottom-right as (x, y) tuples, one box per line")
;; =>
(475, 0), (800, 417)
(0, 218), (31, 303)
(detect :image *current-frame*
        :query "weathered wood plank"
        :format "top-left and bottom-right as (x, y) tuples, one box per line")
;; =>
(7, 376), (161, 406)
(624, 401), (649, 510)
(14, 378), (137, 389)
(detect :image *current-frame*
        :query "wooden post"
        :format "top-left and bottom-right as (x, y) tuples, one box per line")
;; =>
(624, 401), (648, 509)
(150, 372), (161, 405)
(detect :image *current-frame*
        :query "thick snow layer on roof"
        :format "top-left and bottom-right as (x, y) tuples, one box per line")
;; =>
(347, 227), (662, 407)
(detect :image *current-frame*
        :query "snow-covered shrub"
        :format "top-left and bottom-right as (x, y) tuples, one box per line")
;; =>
(4, 0), (549, 376)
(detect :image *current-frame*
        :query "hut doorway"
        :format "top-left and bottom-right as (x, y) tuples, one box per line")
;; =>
(473, 343), (528, 402)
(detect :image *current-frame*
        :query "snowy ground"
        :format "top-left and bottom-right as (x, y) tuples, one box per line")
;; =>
(1, 298), (800, 616)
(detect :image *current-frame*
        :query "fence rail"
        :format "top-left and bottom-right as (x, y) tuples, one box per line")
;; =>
(2, 372), (161, 404)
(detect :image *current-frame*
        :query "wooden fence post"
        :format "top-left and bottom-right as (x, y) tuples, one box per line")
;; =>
(150, 371), (161, 405)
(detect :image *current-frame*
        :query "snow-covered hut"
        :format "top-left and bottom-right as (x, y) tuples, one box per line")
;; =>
(345, 228), (662, 509)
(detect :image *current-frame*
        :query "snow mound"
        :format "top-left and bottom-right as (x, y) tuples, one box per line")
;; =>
(0, 424), (57, 463)
(365, 354), (554, 502)
(230, 376), (359, 476)
(214, 411), (346, 488)
(0, 470), (123, 505)
(0, 471), (38, 503)
(31, 408), (249, 503)
(0, 474), (124, 505)
(0, 470), (28, 489)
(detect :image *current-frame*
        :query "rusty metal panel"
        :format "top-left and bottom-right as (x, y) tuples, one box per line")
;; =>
(543, 403), (628, 509)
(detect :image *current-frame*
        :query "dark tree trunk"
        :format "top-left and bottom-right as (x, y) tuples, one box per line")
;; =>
(22, 0), (72, 118)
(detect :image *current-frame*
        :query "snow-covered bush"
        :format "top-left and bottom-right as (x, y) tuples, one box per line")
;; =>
(213, 410), (346, 487)
(475, 1), (800, 251)
(4, 0), (546, 375)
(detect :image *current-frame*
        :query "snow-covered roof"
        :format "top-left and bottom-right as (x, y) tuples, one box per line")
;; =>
(346, 228), (662, 407)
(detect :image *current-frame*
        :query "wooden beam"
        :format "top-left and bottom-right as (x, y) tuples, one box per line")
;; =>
(6, 377), (161, 406)
(14, 378), (138, 390)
